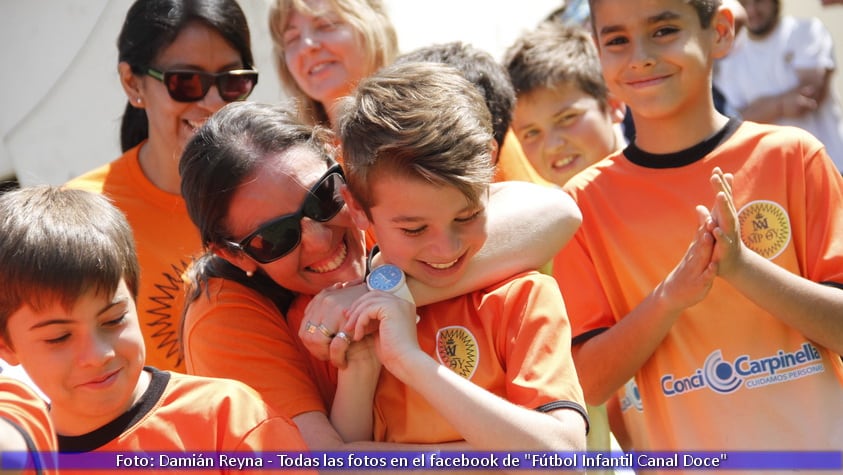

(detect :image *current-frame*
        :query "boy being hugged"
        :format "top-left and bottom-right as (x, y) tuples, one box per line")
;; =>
(555, 0), (843, 455)
(333, 61), (588, 454)
(0, 186), (313, 474)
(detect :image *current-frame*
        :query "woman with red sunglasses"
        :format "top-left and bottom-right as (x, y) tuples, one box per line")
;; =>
(65, 0), (258, 373)
(179, 101), (582, 455)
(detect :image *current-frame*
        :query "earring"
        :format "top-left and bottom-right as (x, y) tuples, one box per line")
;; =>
(135, 97), (142, 105)
(246, 270), (254, 277)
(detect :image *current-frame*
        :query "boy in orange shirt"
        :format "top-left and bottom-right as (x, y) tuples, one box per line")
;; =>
(330, 61), (588, 454)
(0, 186), (313, 474)
(505, 20), (626, 187)
(555, 0), (843, 456)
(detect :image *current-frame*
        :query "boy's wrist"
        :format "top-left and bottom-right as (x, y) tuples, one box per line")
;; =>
(367, 264), (415, 304)
(387, 350), (437, 384)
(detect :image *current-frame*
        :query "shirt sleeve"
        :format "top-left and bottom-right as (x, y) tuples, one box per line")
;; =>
(553, 227), (617, 341)
(491, 273), (587, 416)
(0, 378), (57, 474)
(800, 139), (843, 284)
(183, 279), (327, 419)
(791, 18), (835, 71)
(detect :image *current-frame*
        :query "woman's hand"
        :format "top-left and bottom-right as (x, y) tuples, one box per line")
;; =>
(301, 281), (368, 368)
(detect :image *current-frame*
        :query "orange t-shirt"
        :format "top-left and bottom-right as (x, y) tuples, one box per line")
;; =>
(555, 119), (843, 451)
(66, 144), (200, 372)
(57, 369), (313, 475)
(371, 271), (586, 443)
(0, 377), (57, 475)
(184, 278), (334, 419)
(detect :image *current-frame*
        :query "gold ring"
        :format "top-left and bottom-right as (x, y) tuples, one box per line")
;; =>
(305, 321), (317, 334)
(335, 331), (351, 344)
(317, 324), (334, 338)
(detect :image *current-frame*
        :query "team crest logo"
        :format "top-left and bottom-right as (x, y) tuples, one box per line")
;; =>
(436, 326), (478, 379)
(737, 200), (791, 259)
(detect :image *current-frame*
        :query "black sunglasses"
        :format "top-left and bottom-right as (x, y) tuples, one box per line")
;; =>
(146, 67), (258, 102)
(227, 164), (346, 263)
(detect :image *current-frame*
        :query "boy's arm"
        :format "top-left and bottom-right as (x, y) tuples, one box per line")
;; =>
(562, 211), (717, 405)
(706, 168), (843, 354)
(736, 71), (826, 123)
(329, 338), (379, 442)
(408, 181), (581, 304)
(344, 290), (587, 455)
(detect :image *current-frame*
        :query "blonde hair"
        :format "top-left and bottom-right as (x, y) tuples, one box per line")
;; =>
(269, 0), (398, 125)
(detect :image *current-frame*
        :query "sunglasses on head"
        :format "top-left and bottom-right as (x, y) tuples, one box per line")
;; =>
(146, 67), (259, 102)
(227, 164), (346, 264)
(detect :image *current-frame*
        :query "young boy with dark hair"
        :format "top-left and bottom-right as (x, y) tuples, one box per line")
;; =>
(0, 186), (313, 473)
(504, 20), (626, 187)
(555, 0), (843, 453)
(334, 61), (588, 454)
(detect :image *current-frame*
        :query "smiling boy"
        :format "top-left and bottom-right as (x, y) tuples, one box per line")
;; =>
(333, 61), (588, 455)
(0, 186), (313, 473)
(505, 21), (626, 187)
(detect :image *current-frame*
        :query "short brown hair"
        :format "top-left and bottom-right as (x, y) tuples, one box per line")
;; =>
(0, 186), (139, 340)
(338, 62), (495, 214)
(504, 21), (609, 109)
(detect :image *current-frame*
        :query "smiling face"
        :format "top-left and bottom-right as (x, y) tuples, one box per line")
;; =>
(347, 175), (488, 289)
(282, 0), (371, 109)
(0, 280), (148, 436)
(131, 21), (248, 163)
(221, 147), (367, 295)
(513, 84), (622, 186)
(590, 0), (727, 126)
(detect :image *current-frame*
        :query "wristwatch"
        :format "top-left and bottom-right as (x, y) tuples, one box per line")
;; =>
(366, 264), (415, 304)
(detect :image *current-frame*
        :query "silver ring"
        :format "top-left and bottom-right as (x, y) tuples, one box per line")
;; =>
(317, 324), (334, 338)
(305, 321), (317, 334)
(335, 331), (351, 344)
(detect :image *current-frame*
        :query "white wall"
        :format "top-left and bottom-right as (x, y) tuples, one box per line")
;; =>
(1, 0), (840, 185)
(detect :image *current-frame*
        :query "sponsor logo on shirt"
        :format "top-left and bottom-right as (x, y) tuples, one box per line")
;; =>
(436, 326), (478, 379)
(661, 343), (824, 396)
(737, 200), (791, 259)
(620, 378), (643, 413)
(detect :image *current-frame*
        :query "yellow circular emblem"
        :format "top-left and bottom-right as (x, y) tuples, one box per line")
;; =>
(436, 326), (479, 379)
(737, 200), (791, 259)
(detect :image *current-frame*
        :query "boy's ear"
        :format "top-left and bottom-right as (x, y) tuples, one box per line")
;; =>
(0, 337), (20, 366)
(710, 6), (736, 61)
(340, 185), (371, 231)
(606, 93), (627, 124)
(118, 61), (145, 108)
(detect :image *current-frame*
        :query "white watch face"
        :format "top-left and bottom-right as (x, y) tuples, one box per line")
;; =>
(368, 264), (403, 291)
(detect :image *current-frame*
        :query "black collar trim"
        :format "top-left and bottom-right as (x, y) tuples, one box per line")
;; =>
(57, 367), (169, 452)
(624, 117), (741, 169)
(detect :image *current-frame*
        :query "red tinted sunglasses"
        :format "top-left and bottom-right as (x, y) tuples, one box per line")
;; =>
(146, 67), (258, 102)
